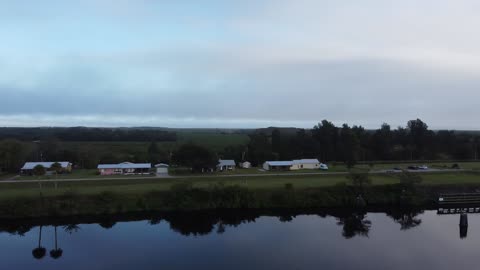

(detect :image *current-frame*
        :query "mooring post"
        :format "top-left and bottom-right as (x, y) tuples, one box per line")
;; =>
(460, 213), (468, 239)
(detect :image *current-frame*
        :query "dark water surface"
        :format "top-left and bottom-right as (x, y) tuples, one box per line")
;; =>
(0, 209), (477, 270)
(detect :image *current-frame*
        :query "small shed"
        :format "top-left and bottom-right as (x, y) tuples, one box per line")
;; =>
(217, 159), (236, 171)
(239, 161), (252, 169)
(155, 163), (169, 175)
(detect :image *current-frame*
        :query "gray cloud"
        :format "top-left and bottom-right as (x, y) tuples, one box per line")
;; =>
(1, 1), (480, 129)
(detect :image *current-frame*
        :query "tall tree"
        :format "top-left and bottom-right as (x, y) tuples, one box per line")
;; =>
(147, 141), (168, 164)
(312, 120), (338, 161)
(33, 165), (46, 176)
(407, 119), (431, 159)
(247, 133), (274, 166)
(0, 139), (25, 172)
(371, 123), (393, 160)
(173, 143), (217, 172)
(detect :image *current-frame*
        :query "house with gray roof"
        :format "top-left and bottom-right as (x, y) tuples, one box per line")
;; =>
(263, 159), (322, 171)
(262, 161), (294, 171)
(21, 161), (72, 175)
(97, 162), (151, 175)
(217, 159), (236, 171)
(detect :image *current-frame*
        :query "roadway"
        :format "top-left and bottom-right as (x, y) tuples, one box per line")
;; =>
(0, 168), (467, 184)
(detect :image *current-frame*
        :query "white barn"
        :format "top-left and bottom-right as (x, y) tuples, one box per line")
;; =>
(263, 159), (322, 171)
(291, 159), (321, 170)
(263, 161), (294, 171)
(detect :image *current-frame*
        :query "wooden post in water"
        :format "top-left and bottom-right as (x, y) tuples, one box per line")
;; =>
(460, 213), (468, 239)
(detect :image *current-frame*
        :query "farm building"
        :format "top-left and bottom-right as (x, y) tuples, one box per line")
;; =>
(97, 162), (151, 175)
(263, 161), (294, 171)
(239, 161), (252, 169)
(154, 163), (169, 175)
(291, 159), (321, 170)
(217, 159), (236, 171)
(263, 159), (323, 171)
(21, 161), (72, 175)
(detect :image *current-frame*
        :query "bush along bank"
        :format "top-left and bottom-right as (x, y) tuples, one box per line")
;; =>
(0, 182), (479, 220)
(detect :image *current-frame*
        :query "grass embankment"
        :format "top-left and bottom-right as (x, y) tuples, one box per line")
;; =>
(1, 171), (480, 219)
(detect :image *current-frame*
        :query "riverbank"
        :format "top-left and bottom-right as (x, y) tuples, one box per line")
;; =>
(1, 171), (480, 219)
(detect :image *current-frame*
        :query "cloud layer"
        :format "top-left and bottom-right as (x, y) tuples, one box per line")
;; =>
(1, 0), (480, 129)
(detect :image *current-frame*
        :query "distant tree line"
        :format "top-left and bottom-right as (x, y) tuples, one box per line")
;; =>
(222, 119), (480, 167)
(0, 127), (177, 142)
(1, 119), (480, 173)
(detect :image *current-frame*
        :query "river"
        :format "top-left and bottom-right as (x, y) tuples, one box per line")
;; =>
(0, 209), (476, 270)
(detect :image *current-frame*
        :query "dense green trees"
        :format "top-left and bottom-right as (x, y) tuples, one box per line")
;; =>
(1, 119), (480, 173)
(147, 141), (169, 164)
(0, 127), (176, 142)
(239, 119), (480, 165)
(172, 143), (217, 172)
(33, 165), (46, 176)
(0, 140), (27, 172)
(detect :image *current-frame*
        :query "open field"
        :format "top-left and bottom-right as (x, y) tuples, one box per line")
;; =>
(2, 171), (480, 200)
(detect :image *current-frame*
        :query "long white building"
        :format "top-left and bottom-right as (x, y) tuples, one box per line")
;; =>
(263, 159), (322, 171)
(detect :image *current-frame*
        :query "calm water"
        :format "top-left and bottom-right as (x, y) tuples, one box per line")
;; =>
(0, 209), (477, 270)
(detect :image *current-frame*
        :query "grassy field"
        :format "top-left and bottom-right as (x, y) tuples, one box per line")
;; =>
(3, 171), (480, 200)
(59, 131), (250, 156)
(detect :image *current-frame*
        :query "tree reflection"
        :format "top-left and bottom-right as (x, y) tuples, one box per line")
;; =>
(278, 215), (294, 222)
(32, 225), (46, 260)
(168, 213), (216, 236)
(99, 221), (117, 229)
(337, 212), (372, 239)
(386, 209), (423, 231)
(63, 224), (81, 234)
(49, 226), (63, 260)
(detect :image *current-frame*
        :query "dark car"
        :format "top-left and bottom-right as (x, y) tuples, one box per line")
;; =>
(408, 166), (419, 170)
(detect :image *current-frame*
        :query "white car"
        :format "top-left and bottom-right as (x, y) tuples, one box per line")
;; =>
(418, 165), (429, 170)
(319, 163), (329, 170)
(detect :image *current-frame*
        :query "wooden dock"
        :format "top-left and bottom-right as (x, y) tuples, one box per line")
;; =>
(438, 193), (480, 205)
(437, 207), (480, 215)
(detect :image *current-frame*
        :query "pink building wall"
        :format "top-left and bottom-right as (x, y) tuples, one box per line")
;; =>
(100, 169), (115, 175)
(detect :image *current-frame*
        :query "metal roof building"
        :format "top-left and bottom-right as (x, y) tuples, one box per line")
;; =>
(21, 162), (72, 170)
(97, 162), (151, 169)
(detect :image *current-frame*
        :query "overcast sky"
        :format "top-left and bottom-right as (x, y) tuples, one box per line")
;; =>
(1, 0), (480, 129)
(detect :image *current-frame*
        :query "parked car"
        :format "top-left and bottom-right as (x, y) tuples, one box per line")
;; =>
(418, 165), (429, 170)
(319, 163), (329, 170)
(408, 165), (419, 170)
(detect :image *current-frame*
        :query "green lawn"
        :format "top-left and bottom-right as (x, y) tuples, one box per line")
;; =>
(3, 171), (480, 200)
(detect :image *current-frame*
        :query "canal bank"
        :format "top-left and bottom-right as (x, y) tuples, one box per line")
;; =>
(1, 181), (480, 220)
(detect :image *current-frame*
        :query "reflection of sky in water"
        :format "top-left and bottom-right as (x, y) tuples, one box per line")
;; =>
(0, 211), (477, 270)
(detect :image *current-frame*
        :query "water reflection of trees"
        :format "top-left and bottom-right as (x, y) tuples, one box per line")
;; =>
(32, 225), (46, 260)
(63, 224), (81, 234)
(336, 212), (372, 239)
(385, 209), (423, 231)
(50, 226), (63, 259)
(0, 208), (427, 242)
(163, 212), (259, 236)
